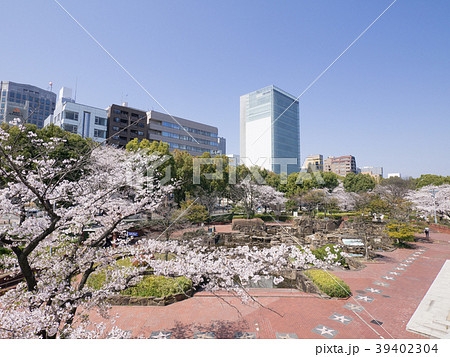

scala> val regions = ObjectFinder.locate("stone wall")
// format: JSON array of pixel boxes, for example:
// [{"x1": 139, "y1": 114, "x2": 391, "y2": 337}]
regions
[
  {"x1": 430, "y1": 223, "x2": 450, "y2": 234},
  {"x1": 231, "y1": 218, "x2": 265, "y2": 233},
  {"x1": 292, "y1": 217, "x2": 341, "y2": 236}
]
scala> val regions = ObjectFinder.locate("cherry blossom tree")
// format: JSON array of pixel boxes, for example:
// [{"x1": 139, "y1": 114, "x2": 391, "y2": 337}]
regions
[
  {"x1": 229, "y1": 179, "x2": 286, "y2": 218},
  {"x1": 0, "y1": 123, "x2": 340, "y2": 339},
  {"x1": 407, "y1": 184, "x2": 450, "y2": 221},
  {"x1": 330, "y1": 183, "x2": 359, "y2": 212}
]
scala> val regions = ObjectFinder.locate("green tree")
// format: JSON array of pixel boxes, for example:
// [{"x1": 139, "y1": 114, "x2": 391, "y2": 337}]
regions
[
  {"x1": 415, "y1": 174, "x2": 450, "y2": 189},
  {"x1": 343, "y1": 173, "x2": 376, "y2": 193},
  {"x1": 320, "y1": 172, "x2": 340, "y2": 191},
  {"x1": 386, "y1": 222, "x2": 416, "y2": 245},
  {"x1": 179, "y1": 199, "x2": 208, "y2": 224},
  {"x1": 0, "y1": 123, "x2": 93, "y2": 186}
]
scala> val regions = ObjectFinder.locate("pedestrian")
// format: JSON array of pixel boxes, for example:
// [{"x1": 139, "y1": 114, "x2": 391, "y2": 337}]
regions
[{"x1": 424, "y1": 227, "x2": 430, "y2": 239}]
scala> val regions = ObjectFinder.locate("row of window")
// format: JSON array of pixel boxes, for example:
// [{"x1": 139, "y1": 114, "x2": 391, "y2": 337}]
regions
[
  {"x1": 162, "y1": 121, "x2": 218, "y2": 138},
  {"x1": 111, "y1": 126, "x2": 144, "y2": 136},
  {"x1": 161, "y1": 131, "x2": 217, "y2": 146},
  {"x1": 112, "y1": 108, "x2": 143, "y2": 118},
  {"x1": 164, "y1": 141, "x2": 212, "y2": 153},
  {"x1": 112, "y1": 117, "x2": 145, "y2": 127}
]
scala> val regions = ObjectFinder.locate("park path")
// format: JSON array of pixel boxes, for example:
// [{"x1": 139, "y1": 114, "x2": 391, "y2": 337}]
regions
[{"x1": 88, "y1": 232, "x2": 450, "y2": 339}]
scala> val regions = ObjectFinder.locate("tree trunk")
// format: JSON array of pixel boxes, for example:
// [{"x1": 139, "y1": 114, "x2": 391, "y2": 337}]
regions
[{"x1": 13, "y1": 249, "x2": 37, "y2": 292}]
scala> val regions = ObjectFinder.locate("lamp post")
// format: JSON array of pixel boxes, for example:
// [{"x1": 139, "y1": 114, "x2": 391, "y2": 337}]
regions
[{"x1": 429, "y1": 189, "x2": 438, "y2": 224}]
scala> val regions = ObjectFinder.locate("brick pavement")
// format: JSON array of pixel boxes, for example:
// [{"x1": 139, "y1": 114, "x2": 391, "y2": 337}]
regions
[{"x1": 89, "y1": 232, "x2": 450, "y2": 339}]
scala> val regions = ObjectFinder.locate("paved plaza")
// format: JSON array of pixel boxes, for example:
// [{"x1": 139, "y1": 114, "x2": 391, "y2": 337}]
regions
[{"x1": 89, "y1": 232, "x2": 450, "y2": 339}]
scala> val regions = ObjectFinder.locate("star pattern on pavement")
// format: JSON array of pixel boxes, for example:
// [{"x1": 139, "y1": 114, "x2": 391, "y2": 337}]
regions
[
  {"x1": 194, "y1": 332, "x2": 216, "y2": 339},
  {"x1": 388, "y1": 271, "x2": 401, "y2": 275},
  {"x1": 149, "y1": 331, "x2": 172, "y2": 339},
  {"x1": 329, "y1": 313, "x2": 353, "y2": 325},
  {"x1": 399, "y1": 263, "x2": 410, "y2": 267},
  {"x1": 405, "y1": 260, "x2": 414, "y2": 263},
  {"x1": 235, "y1": 332, "x2": 256, "y2": 339},
  {"x1": 373, "y1": 281, "x2": 390, "y2": 287},
  {"x1": 356, "y1": 295, "x2": 374, "y2": 302},
  {"x1": 395, "y1": 267, "x2": 405, "y2": 270},
  {"x1": 344, "y1": 303, "x2": 364, "y2": 312},
  {"x1": 365, "y1": 287, "x2": 382, "y2": 294},
  {"x1": 382, "y1": 275, "x2": 395, "y2": 280},
  {"x1": 276, "y1": 333, "x2": 298, "y2": 339},
  {"x1": 312, "y1": 325, "x2": 337, "y2": 338}
]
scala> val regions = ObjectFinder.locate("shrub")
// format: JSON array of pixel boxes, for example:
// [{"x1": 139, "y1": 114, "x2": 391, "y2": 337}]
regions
[
  {"x1": 87, "y1": 268, "x2": 192, "y2": 298},
  {"x1": 121, "y1": 275, "x2": 192, "y2": 298},
  {"x1": 386, "y1": 222, "x2": 416, "y2": 243},
  {"x1": 312, "y1": 244, "x2": 347, "y2": 267},
  {"x1": 304, "y1": 269, "x2": 351, "y2": 298}
]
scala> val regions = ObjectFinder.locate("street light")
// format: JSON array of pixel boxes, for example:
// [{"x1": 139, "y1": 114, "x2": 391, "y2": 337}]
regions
[{"x1": 429, "y1": 189, "x2": 438, "y2": 224}]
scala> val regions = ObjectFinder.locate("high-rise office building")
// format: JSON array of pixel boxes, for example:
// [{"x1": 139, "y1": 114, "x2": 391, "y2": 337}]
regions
[
  {"x1": 240, "y1": 85, "x2": 300, "y2": 175},
  {"x1": 44, "y1": 87, "x2": 108, "y2": 143},
  {"x1": 217, "y1": 136, "x2": 226, "y2": 155},
  {"x1": 0, "y1": 81, "x2": 56, "y2": 128},
  {"x1": 147, "y1": 110, "x2": 218, "y2": 156}
]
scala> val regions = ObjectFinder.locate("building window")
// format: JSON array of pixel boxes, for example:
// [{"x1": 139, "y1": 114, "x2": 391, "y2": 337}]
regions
[
  {"x1": 113, "y1": 117, "x2": 120, "y2": 123},
  {"x1": 113, "y1": 109, "x2": 121, "y2": 114},
  {"x1": 94, "y1": 129, "x2": 106, "y2": 138},
  {"x1": 138, "y1": 131, "x2": 144, "y2": 136},
  {"x1": 162, "y1": 131, "x2": 179, "y2": 139},
  {"x1": 63, "y1": 123, "x2": 78, "y2": 133},
  {"x1": 95, "y1": 116, "x2": 106, "y2": 126},
  {"x1": 112, "y1": 126, "x2": 119, "y2": 131},
  {"x1": 162, "y1": 121, "x2": 180, "y2": 130},
  {"x1": 65, "y1": 111, "x2": 79, "y2": 120}
]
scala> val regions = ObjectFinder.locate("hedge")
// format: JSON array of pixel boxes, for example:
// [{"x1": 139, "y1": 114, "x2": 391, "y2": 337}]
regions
[
  {"x1": 121, "y1": 275, "x2": 192, "y2": 298},
  {"x1": 304, "y1": 269, "x2": 351, "y2": 298},
  {"x1": 232, "y1": 214, "x2": 291, "y2": 222},
  {"x1": 87, "y1": 266, "x2": 192, "y2": 298}
]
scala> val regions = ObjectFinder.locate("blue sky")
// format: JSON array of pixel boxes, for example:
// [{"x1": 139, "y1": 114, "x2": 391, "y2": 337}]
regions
[{"x1": 1, "y1": 0, "x2": 449, "y2": 177}]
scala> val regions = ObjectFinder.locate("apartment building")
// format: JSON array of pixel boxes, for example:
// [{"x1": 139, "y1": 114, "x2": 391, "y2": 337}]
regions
[
  {"x1": 324, "y1": 155, "x2": 357, "y2": 176},
  {"x1": 302, "y1": 154, "x2": 324, "y2": 171},
  {"x1": 106, "y1": 103, "x2": 148, "y2": 148},
  {"x1": 44, "y1": 87, "x2": 107, "y2": 143}
]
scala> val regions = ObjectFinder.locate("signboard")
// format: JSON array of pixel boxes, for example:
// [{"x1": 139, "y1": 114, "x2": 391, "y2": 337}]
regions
[
  {"x1": 5, "y1": 104, "x2": 27, "y2": 124},
  {"x1": 127, "y1": 232, "x2": 139, "y2": 236},
  {"x1": 342, "y1": 239, "x2": 364, "y2": 246}
]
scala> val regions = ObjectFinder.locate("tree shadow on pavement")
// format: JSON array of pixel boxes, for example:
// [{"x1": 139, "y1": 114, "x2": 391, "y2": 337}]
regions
[{"x1": 168, "y1": 319, "x2": 249, "y2": 339}]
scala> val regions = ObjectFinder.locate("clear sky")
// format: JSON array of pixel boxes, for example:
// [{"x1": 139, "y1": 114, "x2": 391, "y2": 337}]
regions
[{"x1": 1, "y1": 0, "x2": 449, "y2": 177}]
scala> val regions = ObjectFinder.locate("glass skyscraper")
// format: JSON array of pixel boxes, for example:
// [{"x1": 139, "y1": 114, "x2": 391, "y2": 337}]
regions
[
  {"x1": 0, "y1": 81, "x2": 56, "y2": 129},
  {"x1": 240, "y1": 85, "x2": 300, "y2": 175}
]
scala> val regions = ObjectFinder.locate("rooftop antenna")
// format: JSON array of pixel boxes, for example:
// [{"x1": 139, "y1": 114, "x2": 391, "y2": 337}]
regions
[
  {"x1": 49, "y1": 81, "x2": 53, "y2": 92},
  {"x1": 74, "y1": 77, "x2": 78, "y2": 102}
]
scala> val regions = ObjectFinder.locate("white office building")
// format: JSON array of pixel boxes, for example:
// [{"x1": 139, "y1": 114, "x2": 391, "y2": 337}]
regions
[
  {"x1": 240, "y1": 85, "x2": 300, "y2": 175},
  {"x1": 44, "y1": 87, "x2": 107, "y2": 143}
]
